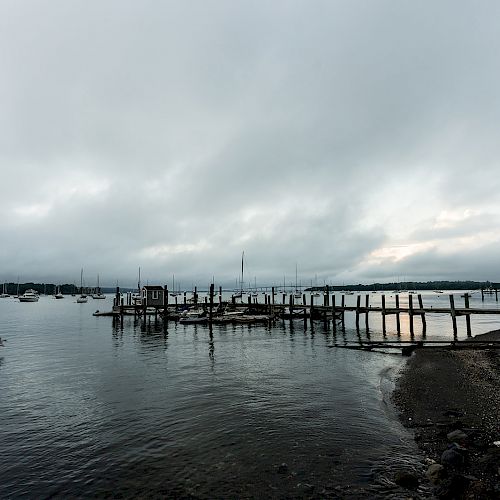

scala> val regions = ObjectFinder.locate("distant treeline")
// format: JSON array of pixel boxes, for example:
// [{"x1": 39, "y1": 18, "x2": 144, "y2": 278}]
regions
[
  {"x1": 0, "y1": 283, "x2": 121, "y2": 295},
  {"x1": 305, "y1": 280, "x2": 499, "y2": 292}
]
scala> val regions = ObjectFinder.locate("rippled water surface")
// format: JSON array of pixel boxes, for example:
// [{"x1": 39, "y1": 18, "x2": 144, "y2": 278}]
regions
[{"x1": 1, "y1": 292, "x2": 499, "y2": 498}]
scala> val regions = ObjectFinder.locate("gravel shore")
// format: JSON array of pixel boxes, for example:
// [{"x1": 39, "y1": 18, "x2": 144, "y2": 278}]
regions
[{"x1": 392, "y1": 330, "x2": 500, "y2": 498}]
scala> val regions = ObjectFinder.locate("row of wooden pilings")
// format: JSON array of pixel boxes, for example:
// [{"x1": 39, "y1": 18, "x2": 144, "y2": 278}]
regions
[{"x1": 111, "y1": 285, "x2": 485, "y2": 338}]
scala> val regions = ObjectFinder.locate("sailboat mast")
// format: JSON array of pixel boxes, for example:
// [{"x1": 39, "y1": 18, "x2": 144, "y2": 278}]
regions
[{"x1": 240, "y1": 251, "x2": 244, "y2": 293}]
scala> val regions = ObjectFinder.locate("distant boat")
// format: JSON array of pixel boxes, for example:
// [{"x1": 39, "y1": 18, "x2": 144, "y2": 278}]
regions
[
  {"x1": 92, "y1": 274, "x2": 105, "y2": 299},
  {"x1": 233, "y1": 252, "x2": 245, "y2": 299},
  {"x1": 294, "y1": 264, "x2": 302, "y2": 298},
  {"x1": 433, "y1": 290, "x2": 443, "y2": 294},
  {"x1": 77, "y1": 268, "x2": 88, "y2": 303},
  {"x1": 0, "y1": 283, "x2": 9, "y2": 298},
  {"x1": 54, "y1": 285, "x2": 64, "y2": 299},
  {"x1": 19, "y1": 289, "x2": 39, "y2": 302}
]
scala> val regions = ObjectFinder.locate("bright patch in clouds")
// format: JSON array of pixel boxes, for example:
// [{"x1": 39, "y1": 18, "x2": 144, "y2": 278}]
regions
[{"x1": 140, "y1": 240, "x2": 212, "y2": 259}]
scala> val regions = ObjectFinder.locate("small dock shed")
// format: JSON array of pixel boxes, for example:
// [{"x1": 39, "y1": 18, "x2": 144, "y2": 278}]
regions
[{"x1": 142, "y1": 285, "x2": 165, "y2": 307}]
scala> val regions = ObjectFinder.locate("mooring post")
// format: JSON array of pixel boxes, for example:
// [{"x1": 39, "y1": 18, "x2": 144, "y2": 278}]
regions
[
  {"x1": 365, "y1": 294, "x2": 369, "y2": 329},
  {"x1": 381, "y1": 294, "x2": 386, "y2": 334},
  {"x1": 175, "y1": 295, "x2": 178, "y2": 310},
  {"x1": 409, "y1": 294, "x2": 414, "y2": 336},
  {"x1": 183, "y1": 291, "x2": 187, "y2": 305},
  {"x1": 341, "y1": 294, "x2": 345, "y2": 327},
  {"x1": 194, "y1": 286, "x2": 198, "y2": 305},
  {"x1": 248, "y1": 295, "x2": 251, "y2": 306},
  {"x1": 325, "y1": 286, "x2": 330, "y2": 307},
  {"x1": 309, "y1": 294, "x2": 314, "y2": 324},
  {"x1": 449, "y1": 294, "x2": 458, "y2": 338},
  {"x1": 481, "y1": 288, "x2": 484, "y2": 301},
  {"x1": 418, "y1": 294, "x2": 426, "y2": 335},
  {"x1": 232, "y1": 295, "x2": 235, "y2": 305},
  {"x1": 332, "y1": 294, "x2": 337, "y2": 331},
  {"x1": 302, "y1": 293, "x2": 306, "y2": 306},
  {"x1": 395, "y1": 294, "x2": 401, "y2": 335},
  {"x1": 355, "y1": 295, "x2": 360, "y2": 329},
  {"x1": 164, "y1": 286, "x2": 168, "y2": 320},
  {"x1": 496, "y1": 288, "x2": 498, "y2": 302},
  {"x1": 464, "y1": 293, "x2": 471, "y2": 337},
  {"x1": 209, "y1": 283, "x2": 214, "y2": 324},
  {"x1": 289, "y1": 294, "x2": 293, "y2": 321}
]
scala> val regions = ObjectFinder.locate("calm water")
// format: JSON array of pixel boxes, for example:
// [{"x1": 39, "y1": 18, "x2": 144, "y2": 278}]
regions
[{"x1": 1, "y1": 291, "x2": 499, "y2": 498}]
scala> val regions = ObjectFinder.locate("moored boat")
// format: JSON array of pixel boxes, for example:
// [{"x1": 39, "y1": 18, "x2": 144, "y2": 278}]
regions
[{"x1": 19, "y1": 289, "x2": 39, "y2": 302}]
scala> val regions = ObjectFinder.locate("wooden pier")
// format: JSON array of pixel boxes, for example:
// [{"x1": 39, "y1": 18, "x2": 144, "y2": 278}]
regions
[{"x1": 102, "y1": 285, "x2": 500, "y2": 339}]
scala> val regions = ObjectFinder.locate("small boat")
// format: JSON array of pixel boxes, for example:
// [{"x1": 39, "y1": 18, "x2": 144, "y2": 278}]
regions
[
  {"x1": 0, "y1": 282, "x2": 9, "y2": 298},
  {"x1": 19, "y1": 289, "x2": 39, "y2": 302},
  {"x1": 179, "y1": 308, "x2": 207, "y2": 324},
  {"x1": 433, "y1": 290, "x2": 444, "y2": 294},
  {"x1": 54, "y1": 285, "x2": 64, "y2": 299}
]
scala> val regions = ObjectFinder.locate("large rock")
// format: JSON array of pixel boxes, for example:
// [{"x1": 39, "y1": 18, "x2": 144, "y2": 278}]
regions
[
  {"x1": 426, "y1": 463, "x2": 446, "y2": 484},
  {"x1": 394, "y1": 470, "x2": 419, "y2": 489},
  {"x1": 441, "y1": 446, "x2": 465, "y2": 468}
]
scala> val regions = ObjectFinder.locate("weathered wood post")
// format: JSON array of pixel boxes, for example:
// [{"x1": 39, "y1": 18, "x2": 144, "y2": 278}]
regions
[
  {"x1": 449, "y1": 294, "x2": 458, "y2": 338},
  {"x1": 409, "y1": 294, "x2": 414, "y2": 336},
  {"x1": 271, "y1": 286, "x2": 275, "y2": 316},
  {"x1": 194, "y1": 286, "x2": 198, "y2": 305},
  {"x1": 496, "y1": 288, "x2": 498, "y2": 302},
  {"x1": 355, "y1": 295, "x2": 360, "y2": 329},
  {"x1": 341, "y1": 294, "x2": 345, "y2": 328},
  {"x1": 418, "y1": 294, "x2": 426, "y2": 335},
  {"x1": 183, "y1": 291, "x2": 187, "y2": 305},
  {"x1": 365, "y1": 294, "x2": 369, "y2": 329},
  {"x1": 302, "y1": 293, "x2": 306, "y2": 306},
  {"x1": 289, "y1": 294, "x2": 294, "y2": 322},
  {"x1": 248, "y1": 294, "x2": 252, "y2": 306},
  {"x1": 332, "y1": 294, "x2": 336, "y2": 331},
  {"x1": 282, "y1": 292, "x2": 286, "y2": 305},
  {"x1": 481, "y1": 288, "x2": 484, "y2": 301},
  {"x1": 395, "y1": 294, "x2": 401, "y2": 335},
  {"x1": 381, "y1": 294, "x2": 386, "y2": 334},
  {"x1": 209, "y1": 283, "x2": 214, "y2": 324},
  {"x1": 325, "y1": 285, "x2": 330, "y2": 307},
  {"x1": 464, "y1": 293, "x2": 471, "y2": 337},
  {"x1": 309, "y1": 294, "x2": 314, "y2": 324}
]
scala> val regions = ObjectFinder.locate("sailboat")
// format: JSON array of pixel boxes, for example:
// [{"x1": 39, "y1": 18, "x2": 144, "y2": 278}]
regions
[
  {"x1": 233, "y1": 252, "x2": 245, "y2": 299},
  {"x1": 92, "y1": 275, "x2": 106, "y2": 299},
  {"x1": 251, "y1": 277, "x2": 259, "y2": 297},
  {"x1": 76, "y1": 269, "x2": 88, "y2": 303},
  {"x1": 54, "y1": 285, "x2": 64, "y2": 299},
  {"x1": 132, "y1": 267, "x2": 142, "y2": 305},
  {"x1": 294, "y1": 264, "x2": 302, "y2": 299},
  {"x1": 170, "y1": 275, "x2": 181, "y2": 297},
  {"x1": 0, "y1": 282, "x2": 9, "y2": 298}
]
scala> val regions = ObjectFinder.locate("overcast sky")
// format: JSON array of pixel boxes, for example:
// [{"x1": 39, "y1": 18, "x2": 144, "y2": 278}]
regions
[{"x1": 1, "y1": 0, "x2": 499, "y2": 288}]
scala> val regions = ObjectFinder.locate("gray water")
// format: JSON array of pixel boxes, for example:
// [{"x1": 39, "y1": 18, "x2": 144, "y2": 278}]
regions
[{"x1": 1, "y1": 291, "x2": 499, "y2": 498}]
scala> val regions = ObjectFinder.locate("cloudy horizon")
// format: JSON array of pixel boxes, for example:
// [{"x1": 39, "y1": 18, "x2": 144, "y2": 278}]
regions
[{"x1": 1, "y1": 1, "x2": 499, "y2": 288}]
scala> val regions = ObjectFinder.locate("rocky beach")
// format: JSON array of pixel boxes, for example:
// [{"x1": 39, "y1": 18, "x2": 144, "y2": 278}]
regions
[{"x1": 392, "y1": 331, "x2": 500, "y2": 498}]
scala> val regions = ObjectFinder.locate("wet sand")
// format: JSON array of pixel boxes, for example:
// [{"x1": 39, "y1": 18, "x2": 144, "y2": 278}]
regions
[{"x1": 393, "y1": 330, "x2": 500, "y2": 498}]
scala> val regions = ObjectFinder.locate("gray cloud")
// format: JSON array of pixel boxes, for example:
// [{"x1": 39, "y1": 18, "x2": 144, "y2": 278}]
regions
[{"x1": 1, "y1": 0, "x2": 499, "y2": 287}]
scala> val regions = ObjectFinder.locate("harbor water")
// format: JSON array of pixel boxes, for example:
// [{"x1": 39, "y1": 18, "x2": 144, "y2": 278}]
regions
[{"x1": 1, "y1": 291, "x2": 499, "y2": 498}]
